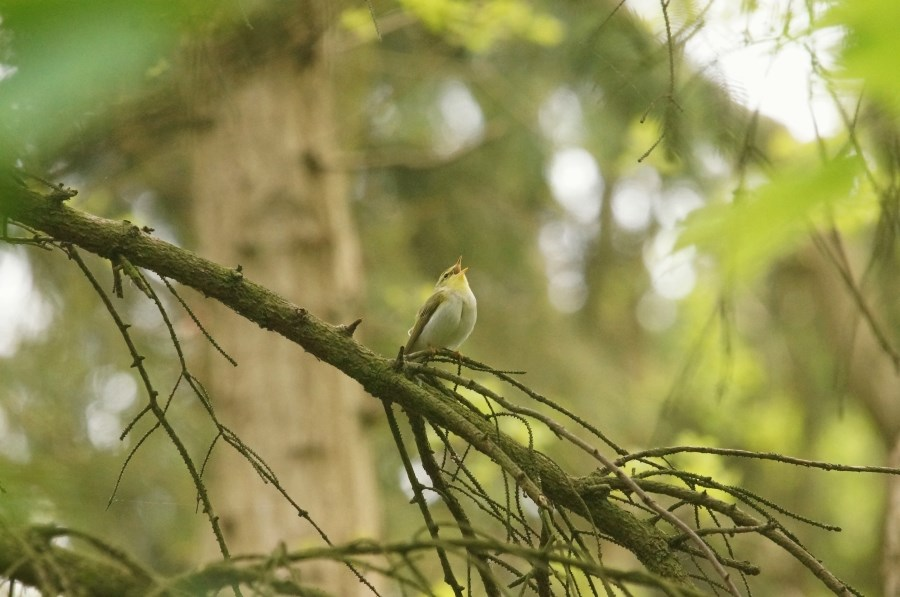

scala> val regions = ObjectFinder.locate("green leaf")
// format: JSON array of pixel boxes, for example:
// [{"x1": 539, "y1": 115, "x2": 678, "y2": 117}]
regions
[
  {"x1": 397, "y1": 0, "x2": 563, "y2": 52},
  {"x1": 828, "y1": 0, "x2": 900, "y2": 115},
  {"x1": 679, "y1": 155, "x2": 862, "y2": 283},
  {"x1": 0, "y1": 0, "x2": 178, "y2": 162}
]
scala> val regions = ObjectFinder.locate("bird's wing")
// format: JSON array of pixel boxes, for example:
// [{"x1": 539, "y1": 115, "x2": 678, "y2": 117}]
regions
[{"x1": 406, "y1": 290, "x2": 445, "y2": 353}]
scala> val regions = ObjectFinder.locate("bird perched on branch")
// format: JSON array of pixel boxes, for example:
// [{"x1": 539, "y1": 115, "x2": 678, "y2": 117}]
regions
[{"x1": 405, "y1": 256, "x2": 477, "y2": 355}]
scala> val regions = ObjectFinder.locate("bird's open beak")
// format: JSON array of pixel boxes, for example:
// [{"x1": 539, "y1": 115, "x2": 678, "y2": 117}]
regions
[{"x1": 453, "y1": 256, "x2": 464, "y2": 274}]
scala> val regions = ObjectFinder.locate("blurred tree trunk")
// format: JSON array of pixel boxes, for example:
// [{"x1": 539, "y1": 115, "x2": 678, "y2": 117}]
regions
[
  {"x1": 885, "y1": 442, "x2": 900, "y2": 597},
  {"x1": 187, "y1": 5, "x2": 379, "y2": 594}
]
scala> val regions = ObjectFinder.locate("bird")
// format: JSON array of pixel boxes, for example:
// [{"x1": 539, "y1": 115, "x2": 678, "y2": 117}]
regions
[{"x1": 405, "y1": 256, "x2": 477, "y2": 356}]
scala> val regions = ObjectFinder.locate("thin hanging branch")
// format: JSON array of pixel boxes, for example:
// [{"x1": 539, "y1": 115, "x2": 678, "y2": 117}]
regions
[{"x1": 64, "y1": 245, "x2": 233, "y2": 561}]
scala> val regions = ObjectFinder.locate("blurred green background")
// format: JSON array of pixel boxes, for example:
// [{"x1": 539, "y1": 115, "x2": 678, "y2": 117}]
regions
[{"x1": 1, "y1": 0, "x2": 898, "y2": 594}]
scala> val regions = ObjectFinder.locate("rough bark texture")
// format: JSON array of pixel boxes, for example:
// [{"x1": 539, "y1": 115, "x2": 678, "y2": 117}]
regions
[{"x1": 186, "y1": 6, "x2": 379, "y2": 594}]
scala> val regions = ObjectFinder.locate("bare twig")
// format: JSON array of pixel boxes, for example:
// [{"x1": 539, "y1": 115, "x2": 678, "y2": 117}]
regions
[
  {"x1": 382, "y1": 402, "x2": 464, "y2": 597},
  {"x1": 406, "y1": 362, "x2": 741, "y2": 597},
  {"x1": 64, "y1": 246, "x2": 232, "y2": 560},
  {"x1": 618, "y1": 445, "x2": 900, "y2": 476}
]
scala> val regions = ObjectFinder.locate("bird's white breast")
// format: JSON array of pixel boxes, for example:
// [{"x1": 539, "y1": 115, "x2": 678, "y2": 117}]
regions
[{"x1": 417, "y1": 286, "x2": 476, "y2": 351}]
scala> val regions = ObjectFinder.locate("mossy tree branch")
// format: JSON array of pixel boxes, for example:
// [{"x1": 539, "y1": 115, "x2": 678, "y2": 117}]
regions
[
  {"x1": 0, "y1": 524, "x2": 154, "y2": 597},
  {"x1": 0, "y1": 183, "x2": 694, "y2": 588}
]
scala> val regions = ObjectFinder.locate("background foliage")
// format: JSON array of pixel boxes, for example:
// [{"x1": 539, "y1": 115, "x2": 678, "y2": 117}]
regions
[{"x1": 1, "y1": 0, "x2": 899, "y2": 594}]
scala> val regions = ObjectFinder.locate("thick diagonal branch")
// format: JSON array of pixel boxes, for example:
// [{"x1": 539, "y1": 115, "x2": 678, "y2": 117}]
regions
[{"x1": 0, "y1": 186, "x2": 691, "y2": 586}]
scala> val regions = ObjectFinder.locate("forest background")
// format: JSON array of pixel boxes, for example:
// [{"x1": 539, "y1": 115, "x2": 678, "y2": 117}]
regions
[{"x1": 1, "y1": 0, "x2": 899, "y2": 595}]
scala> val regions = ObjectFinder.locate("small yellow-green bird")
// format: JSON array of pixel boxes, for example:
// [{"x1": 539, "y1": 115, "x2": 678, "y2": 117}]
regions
[{"x1": 405, "y1": 256, "x2": 477, "y2": 355}]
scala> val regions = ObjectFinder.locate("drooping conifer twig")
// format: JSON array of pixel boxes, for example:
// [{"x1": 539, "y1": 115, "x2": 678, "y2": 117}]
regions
[
  {"x1": 381, "y1": 401, "x2": 464, "y2": 597},
  {"x1": 63, "y1": 244, "x2": 233, "y2": 561},
  {"x1": 404, "y1": 360, "x2": 742, "y2": 597},
  {"x1": 136, "y1": 262, "x2": 382, "y2": 596},
  {"x1": 406, "y1": 411, "x2": 503, "y2": 597},
  {"x1": 618, "y1": 445, "x2": 900, "y2": 475}
]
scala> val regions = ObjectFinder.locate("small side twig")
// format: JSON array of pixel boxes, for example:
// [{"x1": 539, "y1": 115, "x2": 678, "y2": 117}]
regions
[{"x1": 382, "y1": 402, "x2": 464, "y2": 597}]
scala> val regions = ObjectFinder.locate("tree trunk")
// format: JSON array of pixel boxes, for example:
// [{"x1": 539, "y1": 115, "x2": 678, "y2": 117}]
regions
[
  {"x1": 187, "y1": 7, "x2": 379, "y2": 595},
  {"x1": 885, "y1": 439, "x2": 900, "y2": 597}
]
